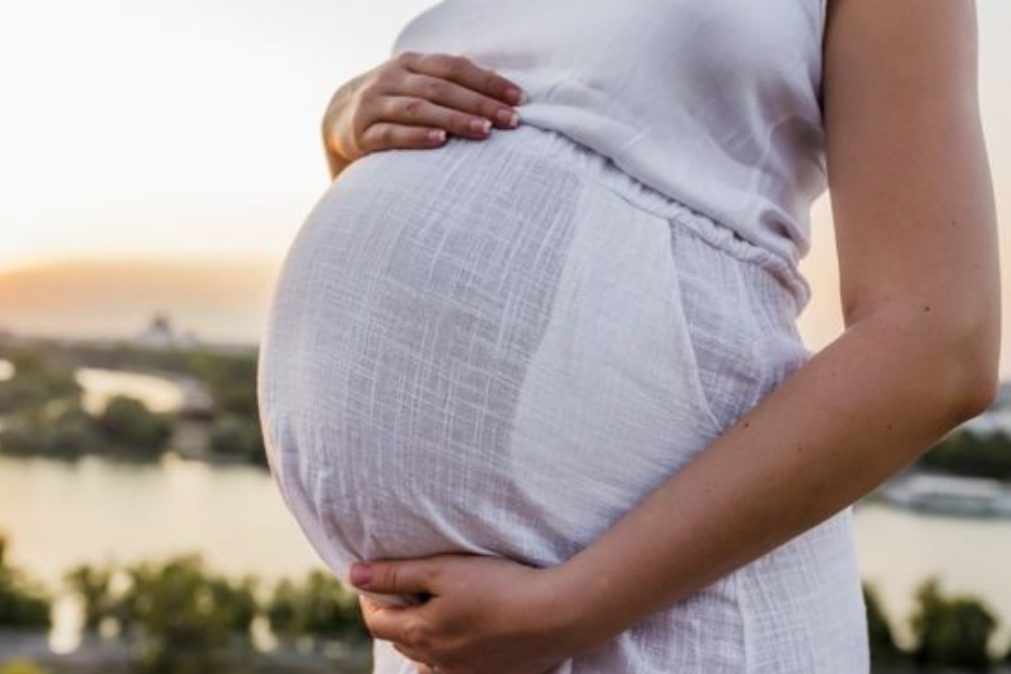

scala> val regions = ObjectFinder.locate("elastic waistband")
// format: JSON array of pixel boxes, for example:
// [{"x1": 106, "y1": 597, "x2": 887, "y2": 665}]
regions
[{"x1": 492, "y1": 123, "x2": 812, "y2": 316}]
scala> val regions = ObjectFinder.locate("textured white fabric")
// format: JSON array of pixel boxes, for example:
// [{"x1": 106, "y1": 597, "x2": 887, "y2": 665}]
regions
[
  {"x1": 389, "y1": 0, "x2": 829, "y2": 313},
  {"x1": 258, "y1": 124, "x2": 869, "y2": 673}
]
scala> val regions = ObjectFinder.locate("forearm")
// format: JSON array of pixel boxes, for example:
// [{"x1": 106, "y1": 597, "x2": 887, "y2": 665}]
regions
[
  {"x1": 321, "y1": 81, "x2": 355, "y2": 182},
  {"x1": 325, "y1": 145, "x2": 352, "y2": 182},
  {"x1": 546, "y1": 308, "x2": 993, "y2": 651}
]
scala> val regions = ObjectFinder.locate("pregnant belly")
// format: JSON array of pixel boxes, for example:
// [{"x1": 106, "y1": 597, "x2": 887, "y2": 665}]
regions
[{"x1": 257, "y1": 134, "x2": 727, "y2": 600}]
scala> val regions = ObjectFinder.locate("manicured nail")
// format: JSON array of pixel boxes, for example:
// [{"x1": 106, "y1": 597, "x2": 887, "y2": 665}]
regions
[
  {"x1": 429, "y1": 129, "x2": 446, "y2": 143},
  {"x1": 470, "y1": 118, "x2": 491, "y2": 134},
  {"x1": 506, "y1": 87, "x2": 527, "y2": 105},
  {"x1": 351, "y1": 563, "x2": 373, "y2": 587},
  {"x1": 497, "y1": 109, "x2": 519, "y2": 128}
]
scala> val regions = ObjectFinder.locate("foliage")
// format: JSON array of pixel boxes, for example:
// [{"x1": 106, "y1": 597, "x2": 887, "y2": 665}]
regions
[
  {"x1": 0, "y1": 661, "x2": 52, "y2": 674},
  {"x1": 909, "y1": 576, "x2": 998, "y2": 667},
  {"x1": 266, "y1": 570, "x2": 368, "y2": 644},
  {"x1": 97, "y1": 395, "x2": 173, "y2": 454},
  {"x1": 64, "y1": 562, "x2": 117, "y2": 631},
  {"x1": 113, "y1": 555, "x2": 259, "y2": 671},
  {"x1": 185, "y1": 352, "x2": 258, "y2": 417},
  {"x1": 0, "y1": 348, "x2": 82, "y2": 413},
  {"x1": 210, "y1": 414, "x2": 266, "y2": 466},
  {"x1": 265, "y1": 578, "x2": 299, "y2": 639},
  {"x1": 0, "y1": 339, "x2": 271, "y2": 468},
  {"x1": 0, "y1": 535, "x2": 52, "y2": 630},
  {"x1": 863, "y1": 581, "x2": 903, "y2": 663},
  {"x1": 0, "y1": 399, "x2": 104, "y2": 458},
  {"x1": 63, "y1": 556, "x2": 371, "y2": 652},
  {"x1": 918, "y1": 427, "x2": 1011, "y2": 481}
]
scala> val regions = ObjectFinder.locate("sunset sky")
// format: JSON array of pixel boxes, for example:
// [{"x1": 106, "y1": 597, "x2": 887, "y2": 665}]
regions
[{"x1": 1, "y1": 0, "x2": 1010, "y2": 376}]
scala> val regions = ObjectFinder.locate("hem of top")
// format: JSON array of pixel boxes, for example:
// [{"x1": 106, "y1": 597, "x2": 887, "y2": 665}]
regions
[
  {"x1": 508, "y1": 123, "x2": 813, "y2": 317},
  {"x1": 576, "y1": 170, "x2": 812, "y2": 317},
  {"x1": 733, "y1": 566, "x2": 754, "y2": 674},
  {"x1": 666, "y1": 205, "x2": 812, "y2": 317}
]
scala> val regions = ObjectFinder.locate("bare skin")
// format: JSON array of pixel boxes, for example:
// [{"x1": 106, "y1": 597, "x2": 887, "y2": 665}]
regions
[
  {"x1": 348, "y1": 1, "x2": 1002, "y2": 672},
  {"x1": 321, "y1": 51, "x2": 526, "y2": 181}
]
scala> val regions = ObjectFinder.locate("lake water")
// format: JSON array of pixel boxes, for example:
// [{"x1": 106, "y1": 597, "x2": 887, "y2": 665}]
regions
[{"x1": 1, "y1": 453, "x2": 1010, "y2": 655}]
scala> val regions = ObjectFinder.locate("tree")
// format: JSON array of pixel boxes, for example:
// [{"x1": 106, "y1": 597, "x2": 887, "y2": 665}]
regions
[
  {"x1": 0, "y1": 399, "x2": 104, "y2": 459},
  {"x1": 0, "y1": 661, "x2": 52, "y2": 674},
  {"x1": 64, "y1": 563, "x2": 116, "y2": 632},
  {"x1": 209, "y1": 414, "x2": 265, "y2": 465},
  {"x1": 265, "y1": 579, "x2": 299, "y2": 643},
  {"x1": 0, "y1": 348, "x2": 82, "y2": 413},
  {"x1": 918, "y1": 427, "x2": 1011, "y2": 480},
  {"x1": 0, "y1": 535, "x2": 52, "y2": 630},
  {"x1": 266, "y1": 570, "x2": 369, "y2": 646},
  {"x1": 97, "y1": 395, "x2": 172, "y2": 454},
  {"x1": 909, "y1": 576, "x2": 998, "y2": 667},
  {"x1": 863, "y1": 581, "x2": 905, "y2": 663},
  {"x1": 114, "y1": 555, "x2": 260, "y2": 673}
]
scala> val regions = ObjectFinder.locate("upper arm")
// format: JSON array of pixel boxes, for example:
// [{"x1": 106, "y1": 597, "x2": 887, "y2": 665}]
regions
[{"x1": 821, "y1": 0, "x2": 1001, "y2": 395}]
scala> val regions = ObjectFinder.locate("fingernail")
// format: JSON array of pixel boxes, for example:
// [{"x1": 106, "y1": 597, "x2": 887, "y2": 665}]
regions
[
  {"x1": 351, "y1": 562, "x2": 373, "y2": 587},
  {"x1": 506, "y1": 87, "x2": 527, "y2": 105},
  {"x1": 470, "y1": 118, "x2": 491, "y2": 134},
  {"x1": 497, "y1": 109, "x2": 519, "y2": 128}
]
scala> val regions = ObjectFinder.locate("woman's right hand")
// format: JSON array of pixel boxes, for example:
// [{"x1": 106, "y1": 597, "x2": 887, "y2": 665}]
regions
[{"x1": 322, "y1": 52, "x2": 527, "y2": 176}]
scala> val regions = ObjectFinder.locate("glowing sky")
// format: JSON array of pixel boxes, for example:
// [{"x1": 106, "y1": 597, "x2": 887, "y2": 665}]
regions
[{"x1": 1, "y1": 0, "x2": 1009, "y2": 373}]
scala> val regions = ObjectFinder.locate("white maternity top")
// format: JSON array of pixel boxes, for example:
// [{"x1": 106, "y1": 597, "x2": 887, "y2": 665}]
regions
[{"x1": 392, "y1": 0, "x2": 829, "y2": 312}]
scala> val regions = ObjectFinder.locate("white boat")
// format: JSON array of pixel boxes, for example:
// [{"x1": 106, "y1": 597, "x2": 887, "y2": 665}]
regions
[{"x1": 878, "y1": 472, "x2": 1011, "y2": 518}]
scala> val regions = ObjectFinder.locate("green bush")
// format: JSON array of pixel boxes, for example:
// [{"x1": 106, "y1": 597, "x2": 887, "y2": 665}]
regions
[
  {"x1": 113, "y1": 555, "x2": 259, "y2": 671},
  {"x1": 97, "y1": 395, "x2": 172, "y2": 453},
  {"x1": 0, "y1": 660, "x2": 52, "y2": 674},
  {"x1": 863, "y1": 581, "x2": 904, "y2": 663},
  {"x1": 0, "y1": 399, "x2": 104, "y2": 458},
  {"x1": 209, "y1": 414, "x2": 265, "y2": 465},
  {"x1": 0, "y1": 349, "x2": 82, "y2": 414},
  {"x1": 64, "y1": 563, "x2": 116, "y2": 631},
  {"x1": 266, "y1": 570, "x2": 368, "y2": 644},
  {"x1": 0, "y1": 536, "x2": 52, "y2": 630},
  {"x1": 909, "y1": 576, "x2": 998, "y2": 667},
  {"x1": 185, "y1": 352, "x2": 258, "y2": 416},
  {"x1": 919, "y1": 427, "x2": 1011, "y2": 480}
]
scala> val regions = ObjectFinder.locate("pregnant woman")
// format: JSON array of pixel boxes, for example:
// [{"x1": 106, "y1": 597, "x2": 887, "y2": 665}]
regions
[{"x1": 258, "y1": 1, "x2": 1000, "y2": 672}]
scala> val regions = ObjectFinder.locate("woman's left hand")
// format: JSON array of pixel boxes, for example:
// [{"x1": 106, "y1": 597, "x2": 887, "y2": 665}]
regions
[{"x1": 349, "y1": 552, "x2": 588, "y2": 674}]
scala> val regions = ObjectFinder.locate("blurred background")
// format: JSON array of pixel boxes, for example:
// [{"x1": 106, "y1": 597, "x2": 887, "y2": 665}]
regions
[{"x1": 1, "y1": 1, "x2": 1010, "y2": 673}]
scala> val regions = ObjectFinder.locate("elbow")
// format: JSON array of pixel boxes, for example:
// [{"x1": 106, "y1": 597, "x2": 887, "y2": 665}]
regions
[
  {"x1": 938, "y1": 318, "x2": 1001, "y2": 424},
  {"x1": 950, "y1": 360, "x2": 999, "y2": 423}
]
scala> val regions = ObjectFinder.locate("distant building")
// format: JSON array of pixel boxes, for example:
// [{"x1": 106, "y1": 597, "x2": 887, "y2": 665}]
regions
[{"x1": 134, "y1": 313, "x2": 200, "y2": 351}]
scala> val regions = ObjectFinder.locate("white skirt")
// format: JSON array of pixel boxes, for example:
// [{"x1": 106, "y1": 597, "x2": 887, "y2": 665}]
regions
[{"x1": 257, "y1": 122, "x2": 870, "y2": 673}]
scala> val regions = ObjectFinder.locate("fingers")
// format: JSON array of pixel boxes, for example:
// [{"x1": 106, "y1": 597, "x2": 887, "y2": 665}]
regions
[
  {"x1": 354, "y1": 558, "x2": 443, "y2": 596},
  {"x1": 377, "y1": 94, "x2": 508, "y2": 139},
  {"x1": 363, "y1": 599, "x2": 438, "y2": 672},
  {"x1": 358, "y1": 598, "x2": 425, "y2": 645},
  {"x1": 400, "y1": 72, "x2": 521, "y2": 129},
  {"x1": 397, "y1": 51, "x2": 525, "y2": 106},
  {"x1": 393, "y1": 640, "x2": 436, "y2": 672},
  {"x1": 342, "y1": 50, "x2": 527, "y2": 159},
  {"x1": 358, "y1": 122, "x2": 447, "y2": 153}
]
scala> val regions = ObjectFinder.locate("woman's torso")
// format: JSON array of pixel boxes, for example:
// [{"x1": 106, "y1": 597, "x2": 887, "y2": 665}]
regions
[
  {"x1": 258, "y1": 122, "x2": 868, "y2": 672},
  {"x1": 391, "y1": 0, "x2": 829, "y2": 313}
]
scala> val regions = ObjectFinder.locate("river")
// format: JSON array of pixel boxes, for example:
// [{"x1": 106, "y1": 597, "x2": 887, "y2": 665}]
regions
[{"x1": 1, "y1": 453, "x2": 1010, "y2": 655}]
